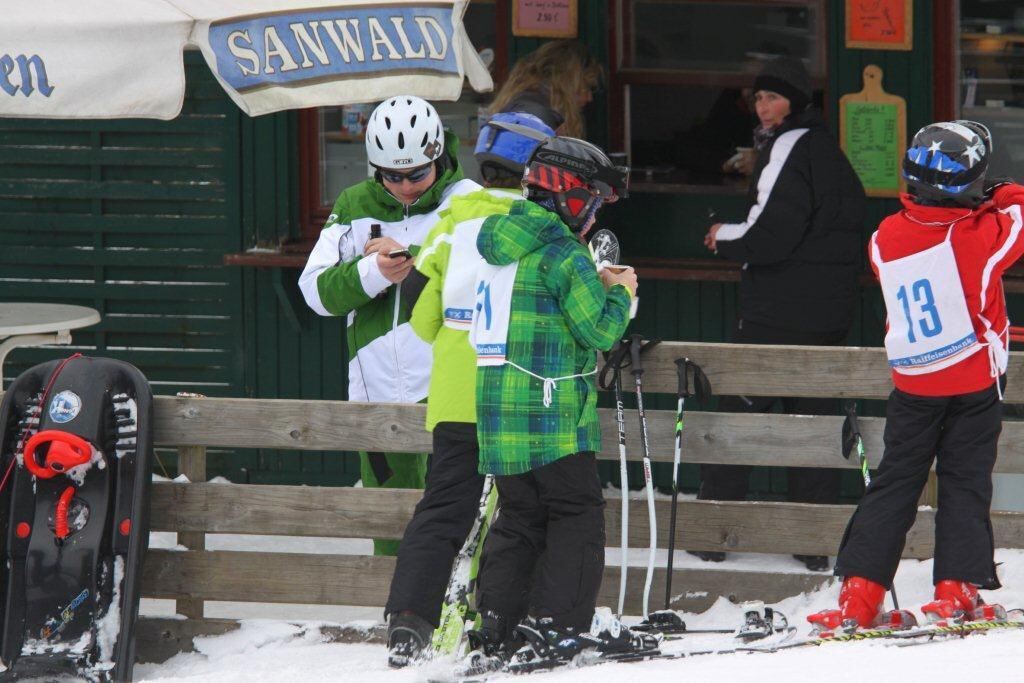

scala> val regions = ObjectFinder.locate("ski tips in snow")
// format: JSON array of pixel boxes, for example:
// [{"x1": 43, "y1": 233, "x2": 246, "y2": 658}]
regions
[
  {"x1": 634, "y1": 609, "x2": 688, "y2": 634},
  {"x1": 0, "y1": 355, "x2": 154, "y2": 682},
  {"x1": 633, "y1": 604, "x2": 791, "y2": 642},
  {"x1": 766, "y1": 613, "x2": 1024, "y2": 655}
]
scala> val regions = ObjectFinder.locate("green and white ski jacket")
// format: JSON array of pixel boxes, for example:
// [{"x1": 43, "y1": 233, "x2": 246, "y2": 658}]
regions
[{"x1": 298, "y1": 133, "x2": 480, "y2": 403}]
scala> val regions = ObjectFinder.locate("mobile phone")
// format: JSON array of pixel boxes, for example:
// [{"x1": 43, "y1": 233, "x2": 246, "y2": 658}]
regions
[{"x1": 388, "y1": 248, "x2": 412, "y2": 259}]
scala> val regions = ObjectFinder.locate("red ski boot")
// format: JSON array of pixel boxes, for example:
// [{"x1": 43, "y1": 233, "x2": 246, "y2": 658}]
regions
[
  {"x1": 920, "y1": 580, "x2": 1007, "y2": 624},
  {"x1": 807, "y1": 576, "x2": 886, "y2": 634}
]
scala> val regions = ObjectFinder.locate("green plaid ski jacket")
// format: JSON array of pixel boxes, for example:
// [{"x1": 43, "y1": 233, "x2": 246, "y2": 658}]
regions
[{"x1": 475, "y1": 200, "x2": 632, "y2": 475}]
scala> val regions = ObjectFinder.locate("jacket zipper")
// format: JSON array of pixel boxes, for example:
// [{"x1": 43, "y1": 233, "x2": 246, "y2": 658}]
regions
[{"x1": 392, "y1": 204, "x2": 410, "y2": 402}]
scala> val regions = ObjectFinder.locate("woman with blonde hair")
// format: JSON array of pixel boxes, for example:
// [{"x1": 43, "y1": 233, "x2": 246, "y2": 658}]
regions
[{"x1": 488, "y1": 40, "x2": 601, "y2": 138}]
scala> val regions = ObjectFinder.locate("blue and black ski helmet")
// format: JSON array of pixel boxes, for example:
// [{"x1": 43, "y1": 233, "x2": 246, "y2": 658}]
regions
[
  {"x1": 903, "y1": 120, "x2": 992, "y2": 207},
  {"x1": 474, "y1": 112, "x2": 555, "y2": 182}
]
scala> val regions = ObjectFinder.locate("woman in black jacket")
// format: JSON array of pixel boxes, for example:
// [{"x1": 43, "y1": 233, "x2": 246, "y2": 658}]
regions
[{"x1": 699, "y1": 57, "x2": 867, "y2": 572}]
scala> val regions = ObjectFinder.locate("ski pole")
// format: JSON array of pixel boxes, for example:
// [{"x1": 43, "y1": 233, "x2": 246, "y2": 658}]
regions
[
  {"x1": 629, "y1": 334, "x2": 660, "y2": 619},
  {"x1": 842, "y1": 401, "x2": 871, "y2": 488},
  {"x1": 600, "y1": 341, "x2": 633, "y2": 617},
  {"x1": 664, "y1": 357, "x2": 711, "y2": 611},
  {"x1": 842, "y1": 401, "x2": 899, "y2": 611}
]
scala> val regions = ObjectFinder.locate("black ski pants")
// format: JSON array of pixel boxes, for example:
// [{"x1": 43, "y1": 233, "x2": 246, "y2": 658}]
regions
[
  {"x1": 834, "y1": 385, "x2": 1002, "y2": 590},
  {"x1": 698, "y1": 319, "x2": 844, "y2": 504},
  {"x1": 385, "y1": 422, "x2": 485, "y2": 625},
  {"x1": 477, "y1": 452, "x2": 605, "y2": 631}
]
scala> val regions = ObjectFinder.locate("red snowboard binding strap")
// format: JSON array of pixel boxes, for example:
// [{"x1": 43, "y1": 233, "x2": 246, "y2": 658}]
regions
[
  {"x1": 22, "y1": 430, "x2": 93, "y2": 480},
  {"x1": 54, "y1": 486, "x2": 77, "y2": 540}
]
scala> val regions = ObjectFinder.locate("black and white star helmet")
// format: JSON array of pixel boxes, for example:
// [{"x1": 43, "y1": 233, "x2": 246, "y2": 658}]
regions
[{"x1": 903, "y1": 120, "x2": 992, "y2": 207}]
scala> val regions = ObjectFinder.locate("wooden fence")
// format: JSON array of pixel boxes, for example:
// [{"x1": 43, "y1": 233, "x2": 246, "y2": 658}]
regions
[{"x1": 126, "y1": 342, "x2": 1024, "y2": 661}]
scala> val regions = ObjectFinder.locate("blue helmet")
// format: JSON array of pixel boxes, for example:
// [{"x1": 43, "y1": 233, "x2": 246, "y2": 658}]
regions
[{"x1": 474, "y1": 112, "x2": 555, "y2": 183}]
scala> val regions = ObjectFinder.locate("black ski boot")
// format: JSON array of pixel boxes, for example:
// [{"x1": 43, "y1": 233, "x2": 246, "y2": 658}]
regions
[
  {"x1": 387, "y1": 611, "x2": 433, "y2": 668},
  {"x1": 461, "y1": 611, "x2": 519, "y2": 675}
]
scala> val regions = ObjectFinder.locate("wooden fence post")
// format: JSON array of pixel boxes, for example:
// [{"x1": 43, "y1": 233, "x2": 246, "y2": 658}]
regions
[{"x1": 175, "y1": 445, "x2": 207, "y2": 619}]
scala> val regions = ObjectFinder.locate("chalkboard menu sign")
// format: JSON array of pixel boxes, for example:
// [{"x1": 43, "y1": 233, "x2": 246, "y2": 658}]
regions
[
  {"x1": 513, "y1": 0, "x2": 577, "y2": 38},
  {"x1": 839, "y1": 65, "x2": 906, "y2": 197},
  {"x1": 845, "y1": 0, "x2": 912, "y2": 51}
]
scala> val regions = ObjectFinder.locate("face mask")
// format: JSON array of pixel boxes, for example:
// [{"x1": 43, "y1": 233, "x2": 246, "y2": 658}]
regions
[{"x1": 578, "y1": 197, "x2": 604, "y2": 238}]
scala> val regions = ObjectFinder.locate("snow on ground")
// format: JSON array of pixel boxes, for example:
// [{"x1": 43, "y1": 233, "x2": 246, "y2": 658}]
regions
[
  {"x1": 128, "y1": 476, "x2": 1024, "y2": 680},
  {"x1": 131, "y1": 530, "x2": 1024, "y2": 682}
]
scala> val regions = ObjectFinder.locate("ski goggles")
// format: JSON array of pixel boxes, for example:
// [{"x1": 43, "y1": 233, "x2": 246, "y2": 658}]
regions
[{"x1": 376, "y1": 163, "x2": 434, "y2": 185}]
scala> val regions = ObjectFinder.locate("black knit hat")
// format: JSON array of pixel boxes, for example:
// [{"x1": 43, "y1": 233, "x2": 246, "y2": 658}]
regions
[{"x1": 754, "y1": 57, "x2": 812, "y2": 113}]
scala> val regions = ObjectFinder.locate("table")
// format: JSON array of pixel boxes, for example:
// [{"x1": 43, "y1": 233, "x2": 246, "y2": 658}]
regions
[{"x1": 0, "y1": 303, "x2": 101, "y2": 378}]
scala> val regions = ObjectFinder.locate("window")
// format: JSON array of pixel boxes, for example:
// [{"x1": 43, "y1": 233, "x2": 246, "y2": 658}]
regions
[
  {"x1": 610, "y1": 0, "x2": 826, "y2": 191},
  {"x1": 298, "y1": 0, "x2": 506, "y2": 237},
  {"x1": 958, "y1": 0, "x2": 1024, "y2": 180}
]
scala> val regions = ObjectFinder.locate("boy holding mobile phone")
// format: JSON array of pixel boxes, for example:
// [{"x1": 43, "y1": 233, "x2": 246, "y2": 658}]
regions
[{"x1": 298, "y1": 96, "x2": 480, "y2": 556}]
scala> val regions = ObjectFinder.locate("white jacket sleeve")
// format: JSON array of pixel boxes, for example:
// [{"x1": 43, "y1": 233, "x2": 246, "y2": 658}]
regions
[{"x1": 298, "y1": 222, "x2": 392, "y2": 316}]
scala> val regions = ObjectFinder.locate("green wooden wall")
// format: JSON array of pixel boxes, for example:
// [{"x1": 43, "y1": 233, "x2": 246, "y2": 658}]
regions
[
  {"x1": 0, "y1": 56, "x2": 245, "y2": 395},
  {"x1": 0, "y1": 53, "x2": 360, "y2": 485}
]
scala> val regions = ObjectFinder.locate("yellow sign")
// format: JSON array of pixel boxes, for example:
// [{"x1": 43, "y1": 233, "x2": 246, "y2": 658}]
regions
[{"x1": 839, "y1": 65, "x2": 907, "y2": 197}]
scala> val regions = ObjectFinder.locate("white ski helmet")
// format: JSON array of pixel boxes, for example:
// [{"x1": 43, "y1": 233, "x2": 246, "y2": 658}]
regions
[{"x1": 365, "y1": 96, "x2": 445, "y2": 170}]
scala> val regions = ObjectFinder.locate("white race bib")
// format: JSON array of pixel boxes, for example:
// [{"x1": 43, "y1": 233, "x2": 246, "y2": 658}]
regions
[
  {"x1": 470, "y1": 262, "x2": 519, "y2": 366},
  {"x1": 872, "y1": 226, "x2": 981, "y2": 374},
  {"x1": 441, "y1": 217, "x2": 486, "y2": 329}
]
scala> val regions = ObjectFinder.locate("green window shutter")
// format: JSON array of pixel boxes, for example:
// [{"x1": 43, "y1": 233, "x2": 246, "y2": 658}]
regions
[{"x1": 0, "y1": 53, "x2": 245, "y2": 397}]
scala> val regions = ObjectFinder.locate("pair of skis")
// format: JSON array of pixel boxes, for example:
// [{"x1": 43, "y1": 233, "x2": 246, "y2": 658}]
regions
[
  {"x1": 438, "y1": 613, "x2": 1024, "y2": 683},
  {"x1": 745, "y1": 613, "x2": 1024, "y2": 653},
  {"x1": 432, "y1": 475, "x2": 499, "y2": 658},
  {"x1": 599, "y1": 338, "x2": 711, "y2": 620}
]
